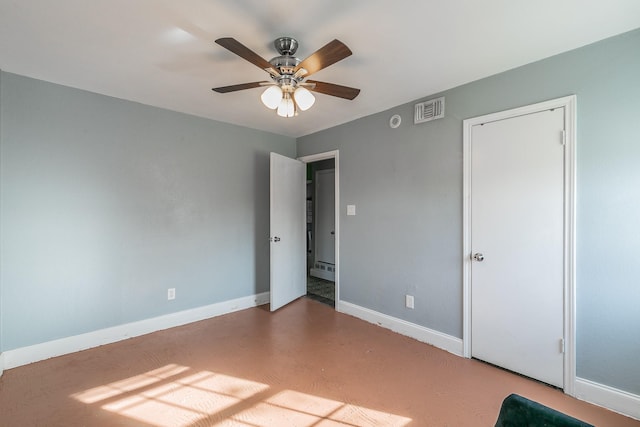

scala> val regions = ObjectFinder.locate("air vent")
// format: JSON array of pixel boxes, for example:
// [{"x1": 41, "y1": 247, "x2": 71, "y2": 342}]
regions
[{"x1": 414, "y1": 96, "x2": 445, "y2": 124}]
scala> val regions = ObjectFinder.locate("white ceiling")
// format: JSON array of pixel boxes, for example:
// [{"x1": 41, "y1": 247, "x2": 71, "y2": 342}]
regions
[{"x1": 1, "y1": 1, "x2": 639, "y2": 138}]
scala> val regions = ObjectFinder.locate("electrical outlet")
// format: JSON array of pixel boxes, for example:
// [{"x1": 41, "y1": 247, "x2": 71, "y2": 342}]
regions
[
  {"x1": 405, "y1": 295, "x2": 414, "y2": 309},
  {"x1": 168, "y1": 288, "x2": 176, "y2": 300}
]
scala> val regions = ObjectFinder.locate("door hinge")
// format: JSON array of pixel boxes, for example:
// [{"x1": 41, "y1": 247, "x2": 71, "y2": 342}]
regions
[
  {"x1": 561, "y1": 130, "x2": 566, "y2": 146},
  {"x1": 559, "y1": 338, "x2": 565, "y2": 354}
]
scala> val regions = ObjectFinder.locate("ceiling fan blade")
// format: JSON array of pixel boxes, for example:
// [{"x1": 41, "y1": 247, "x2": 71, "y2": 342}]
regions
[
  {"x1": 294, "y1": 39, "x2": 352, "y2": 78},
  {"x1": 212, "y1": 81, "x2": 270, "y2": 93},
  {"x1": 215, "y1": 38, "x2": 279, "y2": 76},
  {"x1": 306, "y1": 80, "x2": 360, "y2": 100}
]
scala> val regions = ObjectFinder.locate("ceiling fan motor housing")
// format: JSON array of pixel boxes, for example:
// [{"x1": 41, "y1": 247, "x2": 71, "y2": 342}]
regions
[
  {"x1": 269, "y1": 55, "x2": 301, "y2": 76},
  {"x1": 270, "y1": 38, "x2": 304, "y2": 90}
]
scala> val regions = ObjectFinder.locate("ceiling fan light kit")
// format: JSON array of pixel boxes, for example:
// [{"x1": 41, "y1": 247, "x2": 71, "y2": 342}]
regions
[
  {"x1": 212, "y1": 36, "x2": 360, "y2": 118},
  {"x1": 293, "y1": 87, "x2": 315, "y2": 111},
  {"x1": 261, "y1": 85, "x2": 283, "y2": 109},
  {"x1": 277, "y1": 92, "x2": 295, "y2": 118}
]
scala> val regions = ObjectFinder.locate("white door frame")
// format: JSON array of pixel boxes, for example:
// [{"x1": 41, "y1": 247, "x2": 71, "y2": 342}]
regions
[
  {"x1": 298, "y1": 150, "x2": 340, "y2": 306},
  {"x1": 462, "y1": 95, "x2": 577, "y2": 395}
]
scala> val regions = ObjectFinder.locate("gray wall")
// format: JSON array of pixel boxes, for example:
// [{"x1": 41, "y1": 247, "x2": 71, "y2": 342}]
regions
[
  {"x1": 297, "y1": 29, "x2": 640, "y2": 395},
  {"x1": 0, "y1": 72, "x2": 295, "y2": 351}
]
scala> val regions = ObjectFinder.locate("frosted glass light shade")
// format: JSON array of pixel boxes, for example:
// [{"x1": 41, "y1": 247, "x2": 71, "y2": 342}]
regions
[
  {"x1": 293, "y1": 87, "x2": 315, "y2": 111},
  {"x1": 261, "y1": 86, "x2": 283, "y2": 109},
  {"x1": 277, "y1": 95, "x2": 295, "y2": 118}
]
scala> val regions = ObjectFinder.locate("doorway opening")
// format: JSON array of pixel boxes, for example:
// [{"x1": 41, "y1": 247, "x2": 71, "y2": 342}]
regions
[{"x1": 298, "y1": 151, "x2": 339, "y2": 308}]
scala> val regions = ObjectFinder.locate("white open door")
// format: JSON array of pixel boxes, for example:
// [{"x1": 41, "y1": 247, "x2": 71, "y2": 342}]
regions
[{"x1": 270, "y1": 152, "x2": 306, "y2": 311}]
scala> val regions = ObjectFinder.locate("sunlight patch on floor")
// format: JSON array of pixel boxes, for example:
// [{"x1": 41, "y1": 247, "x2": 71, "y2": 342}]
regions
[
  {"x1": 254, "y1": 389, "x2": 412, "y2": 427},
  {"x1": 72, "y1": 364, "x2": 412, "y2": 426},
  {"x1": 71, "y1": 364, "x2": 190, "y2": 404}
]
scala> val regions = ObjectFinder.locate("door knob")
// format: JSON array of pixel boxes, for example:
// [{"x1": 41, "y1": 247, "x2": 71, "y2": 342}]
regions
[{"x1": 473, "y1": 253, "x2": 484, "y2": 262}]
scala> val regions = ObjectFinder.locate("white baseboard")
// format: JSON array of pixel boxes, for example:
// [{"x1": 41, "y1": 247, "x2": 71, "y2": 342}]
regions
[
  {"x1": 337, "y1": 300, "x2": 463, "y2": 356},
  {"x1": 575, "y1": 377, "x2": 640, "y2": 421},
  {"x1": 3, "y1": 292, "x2": 270, "y2": 370},
  {"x1": 0, "y1": 352, "x2": 4, "y2": 377}
]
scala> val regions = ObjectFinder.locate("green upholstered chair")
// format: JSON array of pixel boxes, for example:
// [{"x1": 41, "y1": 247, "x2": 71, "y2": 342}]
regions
[{"x1": 494, "y1": 394, "x2": 594, "y2": 427}]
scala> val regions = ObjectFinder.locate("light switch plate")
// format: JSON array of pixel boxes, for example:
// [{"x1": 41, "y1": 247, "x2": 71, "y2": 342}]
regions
[
  {"x1": 347, "y1": 205, "x2": 356, "y2": 216},
  {"x1": 405, "y1": 295, "x2": 414, "y2": 309}
]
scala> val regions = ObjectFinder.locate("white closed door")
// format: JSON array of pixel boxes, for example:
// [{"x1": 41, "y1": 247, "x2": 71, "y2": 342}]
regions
[
  {"x1": 270, "y1": 153, "x2": 306, "y2": 311},
  {"x1": 471, "y1": 108, "x2": 565, "y2": 387}
]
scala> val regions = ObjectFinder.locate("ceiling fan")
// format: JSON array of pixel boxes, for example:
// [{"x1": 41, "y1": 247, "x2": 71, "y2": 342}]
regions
[{"x1": 212, "y1": 37, "x2": 360, "y2": 118}]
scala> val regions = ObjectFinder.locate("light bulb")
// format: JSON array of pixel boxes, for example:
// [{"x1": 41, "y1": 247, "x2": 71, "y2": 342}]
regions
[
  {"x1": 294, "y1": 87, "x2": 315, "y2": 111},
  {"x1": 261, "y1": 86, "x2": 282, "y2": 110},
  {"x1": 277, "y1": 94, "x2": 295, "y2": 118}
]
